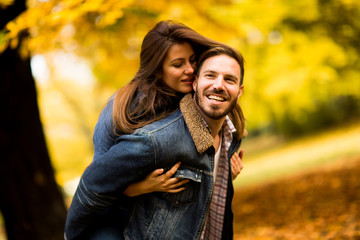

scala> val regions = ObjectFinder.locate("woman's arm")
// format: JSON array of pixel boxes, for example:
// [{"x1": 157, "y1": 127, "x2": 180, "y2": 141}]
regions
[
  {"x1": 125, "y1": 150, "x2": 244, "y2": 199},
  {"x1": 123, "y1": 162, "x2": 189, "y2": 197},
  {"x1": 92, "y1": 98, "x2": 118, "y2": 158},
  {"x1": 65, "y1": 133, "x2": 157, "y2": 240}
]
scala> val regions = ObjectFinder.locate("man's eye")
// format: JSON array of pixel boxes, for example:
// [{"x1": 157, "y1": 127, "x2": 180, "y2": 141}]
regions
[{"x1": 226, "y1": 78, "x2": 237, "y2": 83}]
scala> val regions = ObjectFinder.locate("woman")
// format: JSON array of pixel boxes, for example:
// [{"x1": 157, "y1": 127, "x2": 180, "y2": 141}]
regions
[
  {"x1": 66, "y1": 20, "x2": 244, "y2": 239},
  {"x1": 93, "y1": 20, "x2": 243, "y2": 197}
]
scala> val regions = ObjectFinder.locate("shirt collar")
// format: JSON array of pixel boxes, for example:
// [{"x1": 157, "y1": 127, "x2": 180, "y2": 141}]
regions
[
  {"x1": 202, "y1": 115, "x2": 237, "y2": 135},
  {"x1": 224, "y1": 115, "x2": 236, "y2": 134}
]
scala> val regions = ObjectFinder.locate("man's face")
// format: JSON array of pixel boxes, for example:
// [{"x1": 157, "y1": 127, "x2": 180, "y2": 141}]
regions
[{"x1": 193, "y1": 54, "x2": 244, "y2": 120}]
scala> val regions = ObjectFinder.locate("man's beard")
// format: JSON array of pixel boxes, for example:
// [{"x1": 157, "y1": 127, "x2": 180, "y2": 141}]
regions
[{"x1": 194, "y1": 88, "x2": 237, "y2": 120}]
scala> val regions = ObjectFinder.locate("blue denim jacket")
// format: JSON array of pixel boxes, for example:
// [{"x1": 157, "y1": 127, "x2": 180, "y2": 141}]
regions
[{"x1": 65, "y1": 94, "x2": 242, "y2": 240}]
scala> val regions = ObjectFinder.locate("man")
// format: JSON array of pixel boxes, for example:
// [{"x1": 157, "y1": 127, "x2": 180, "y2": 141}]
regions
[
  {"x1": 65, "y1": 45, "x2": 246, "y2": 240},
  {"x1": 193, "y1": 46, "x2": 245, "y2": 240}
]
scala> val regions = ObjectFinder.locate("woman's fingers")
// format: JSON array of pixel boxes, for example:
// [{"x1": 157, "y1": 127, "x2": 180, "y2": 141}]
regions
[
  {"x1": 238, "y1": 150, "x2": 244, "y2": 171},
  {"x1": 155, "y1": 162, "x2": 192, "y2": 193},
  {"x1": 231, "y1": 150, "x2": 244, "y2": 180},
  {"x1": 166, "y1": 187, "x2": 186, "y2": 193},
  {"x1": 231, "y1": 152, "x2": 240, "y2": 169},
  {"x1": 163, "y1": 162, "x2": 181, "y2": 179},
  {"x1": 163, "y1": 179, "x2": 189, "y2": 192},
  {"x1": 148, "y1": 168, "x2": 164, "y2": 178},
  {"x1": 239, "y1": 149, "x2": 244, "y2": 160},
  {"x1": 169, "y1": 179, "x2": 189, "y2": 188}
]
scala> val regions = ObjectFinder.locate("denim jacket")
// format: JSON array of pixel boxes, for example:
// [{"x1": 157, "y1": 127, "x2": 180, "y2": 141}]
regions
[{"x1": 65, "y1": 94, "x2": 242, "y2": 240}]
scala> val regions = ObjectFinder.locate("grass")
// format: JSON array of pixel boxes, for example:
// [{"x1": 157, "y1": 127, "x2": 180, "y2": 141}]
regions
[{"x1": 234, "y1": 121, "x2": 360, "y2": 189}]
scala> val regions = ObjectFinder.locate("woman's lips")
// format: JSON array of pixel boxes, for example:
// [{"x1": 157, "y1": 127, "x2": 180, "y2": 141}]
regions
[{"x1": 181, "y1": 76, "x2": 195, "y2": 83}]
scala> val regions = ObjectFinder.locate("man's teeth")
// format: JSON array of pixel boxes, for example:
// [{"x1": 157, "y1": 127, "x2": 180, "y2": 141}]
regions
[{"x1": 208, "y1": 95, "x2": 225, "y2": 101}]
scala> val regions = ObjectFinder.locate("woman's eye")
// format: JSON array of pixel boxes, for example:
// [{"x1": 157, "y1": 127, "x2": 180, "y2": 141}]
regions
[{"x1": 173, "y1": 63, "x2": 183, "y2": 68}]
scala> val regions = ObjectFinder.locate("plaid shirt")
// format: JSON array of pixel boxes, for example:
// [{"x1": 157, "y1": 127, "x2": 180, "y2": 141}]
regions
[{"x1": 201, "y1": 116, "x2": 236, "y2": 239}]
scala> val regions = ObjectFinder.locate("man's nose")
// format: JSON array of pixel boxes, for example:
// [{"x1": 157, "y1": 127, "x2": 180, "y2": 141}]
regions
[{"x1": 213, "y1": 76, "x2": 225, "y2": 91}]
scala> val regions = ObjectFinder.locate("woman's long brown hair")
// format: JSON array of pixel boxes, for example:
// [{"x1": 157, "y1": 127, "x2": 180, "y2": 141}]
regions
[{"x1": 112, "y1": 20, "x2": 224, "y2": 135}]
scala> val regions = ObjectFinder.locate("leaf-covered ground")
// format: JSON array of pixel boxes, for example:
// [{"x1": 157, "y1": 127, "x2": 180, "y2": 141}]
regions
[{"x1": 233, "y1": 157, "x2": 360, "y2": 240}]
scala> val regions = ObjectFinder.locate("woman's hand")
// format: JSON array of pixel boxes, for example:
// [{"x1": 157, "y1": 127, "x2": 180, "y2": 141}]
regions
[
  {"x1": 231, "y1": 150, "x2": 244, "y2": 180},
  {"x1": 123, "y1": 162, "x2": 189, "y2": 197}
]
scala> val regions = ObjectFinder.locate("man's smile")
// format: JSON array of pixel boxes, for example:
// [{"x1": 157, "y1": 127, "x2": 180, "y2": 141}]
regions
[{"x1": 208, "y1": 95, "x2": 226, "y2": 101}]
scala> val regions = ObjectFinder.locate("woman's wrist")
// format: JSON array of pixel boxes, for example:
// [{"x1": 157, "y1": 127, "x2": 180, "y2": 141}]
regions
[{"x1": 123, "y1": 182, "x2": 146, "y2": 197}]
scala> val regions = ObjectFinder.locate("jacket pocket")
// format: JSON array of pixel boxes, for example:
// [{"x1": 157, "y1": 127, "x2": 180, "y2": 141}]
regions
[{"x1": 161, "y1": 168, "x2": 202, "y2": 205}]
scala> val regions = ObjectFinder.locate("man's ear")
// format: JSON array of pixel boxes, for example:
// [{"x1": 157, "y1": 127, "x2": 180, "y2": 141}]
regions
[
  {"x1": 237, "y1": 85, "x2": 244, "y2": 99},
  {"x1": 192, "y1": 76, "x2": 198, "y2": 92}
]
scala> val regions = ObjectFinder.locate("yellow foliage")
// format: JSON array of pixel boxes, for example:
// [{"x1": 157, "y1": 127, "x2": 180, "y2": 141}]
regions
[
  {"x1": 0, "y1": 41, "x2": 7, "y2": 52},
  {"x1": 3, "y1": 0, "x2": 358, "y2": 188},
  {"x1": 95, "y1": 9, "x2": 124, "y2": 27},
  {"x1": 0, "y1": 0, "x2": 13, "y2": 8},
  {"x1": 0, "y1": 30, "x2": 9, "y2": 52}
]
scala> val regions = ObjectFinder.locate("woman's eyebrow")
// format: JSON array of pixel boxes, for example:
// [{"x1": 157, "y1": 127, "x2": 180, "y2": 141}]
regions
[
  {"x1": 169, "y1": 58, "x2": 185, "y2": 63},
  {"x1": 169, "y1": 54, "x2": 195, "y2": 63}
]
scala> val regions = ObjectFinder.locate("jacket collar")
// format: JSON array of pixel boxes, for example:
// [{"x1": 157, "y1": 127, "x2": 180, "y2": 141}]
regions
[
  {"x1": 180, "y1": 94, "x2": 213, "y2": 154},
  {"x1": 180, "y1": 93, "x2": 240, "y2": 154}
]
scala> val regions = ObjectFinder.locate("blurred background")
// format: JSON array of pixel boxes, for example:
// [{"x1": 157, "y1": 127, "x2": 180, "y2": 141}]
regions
[{"x1": 1, "y1": 0, "x2": 359, "y2": 239}]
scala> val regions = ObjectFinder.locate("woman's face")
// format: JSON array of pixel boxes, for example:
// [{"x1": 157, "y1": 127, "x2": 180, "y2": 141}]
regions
[{"x1": 162, "y1": 42, "x2": 196, "y2": 94}]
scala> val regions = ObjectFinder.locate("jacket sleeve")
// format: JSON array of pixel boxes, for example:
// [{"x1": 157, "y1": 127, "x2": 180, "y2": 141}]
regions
[
  {"x1": 92, "y1": 98, "x2": 118, "y2": 159},
  {"x1": 65, "y1": 132, "x2": 157, "y2": 239}
]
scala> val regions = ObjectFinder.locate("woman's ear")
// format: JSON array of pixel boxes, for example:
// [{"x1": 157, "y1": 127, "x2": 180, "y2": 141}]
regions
[{"x1": 155, "y1": 72, "x2": 162, "y2": 79}]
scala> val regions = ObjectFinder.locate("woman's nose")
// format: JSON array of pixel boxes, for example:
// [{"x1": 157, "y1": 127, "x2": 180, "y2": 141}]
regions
[{"x1": 184, "y1": 62, "x2": 194, "y2": 75}]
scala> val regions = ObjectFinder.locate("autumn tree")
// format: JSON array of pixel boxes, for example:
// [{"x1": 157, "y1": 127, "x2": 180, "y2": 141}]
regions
[{"x1": 0, "y1": 0, "x2": 67, "y2": 239}]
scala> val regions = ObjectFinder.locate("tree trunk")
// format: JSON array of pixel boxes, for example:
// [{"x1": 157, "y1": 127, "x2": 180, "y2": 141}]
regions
[{"x1": 0, "y1": 1, "x2": 67, "y2": 239}]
